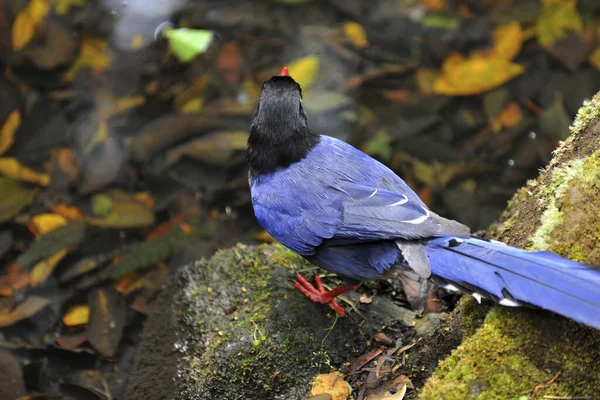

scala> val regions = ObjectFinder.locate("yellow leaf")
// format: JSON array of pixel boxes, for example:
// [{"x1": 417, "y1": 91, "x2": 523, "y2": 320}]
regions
[
  {"x1": 63, "y1": 36, "x2": 110, "y2": 82},
  {"x1": 589, "y1": 47, "x2": 600, "y2": 71},
  {"x1": 30, "y1": 249, "x2": 69, "y2": 287},
  {"x1": 180, "y1": 98, "x2": 204, "y2": 114},
  {"x1": 11, "y1": 0, "x2": 51, "y2": 51},
  {"x1": 30, "y1": 213, "x2": 68, "y2": 235},
  {"x1": 310, "y1": 372, "x2": 350, "y2": 400},
  {"x1": 55, "y1": 0, "x2": 86, "y2": 15},
  {"x1": 62, "y1": 304, "x2": 90, "y2": 326},
  {"x1": 0, "y1": 110, "x2": 21, "y2": 155},
  {"x1": 342, "y1": 21, "x2": 368, "y2": 48},
  {"x1": 536, "y1": 1, "x2": 584, "y2": 46},
  {"x1": 489, "y1": 22, "x2": 524, "y2": 61},
  {"x1": 287, "y1": 55, "x2": 319, "y2": 90},
  {"x1": 252, "y1": 230, "x2": 275, "y2": 243},
  {"x1": 100, "y1": 96, "x2": 146, "y2": 119},
  {"x1": 0, "y1": 157, "x2": 51, "y2": 186},
  {"x1": 87, "y1": 199, "x2": 155, "y2": 228},
  {"x1": 433, "y1": 53, "x2": 524, "y2": 96}
]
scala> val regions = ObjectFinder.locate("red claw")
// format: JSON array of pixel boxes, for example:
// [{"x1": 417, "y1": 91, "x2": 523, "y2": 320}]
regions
[
  {"x1": 293, "y1": 274, "x2": 355, "y2": 316},
  {"x1": 280, "y1": 67, "x2": 289, "y2": 76}
]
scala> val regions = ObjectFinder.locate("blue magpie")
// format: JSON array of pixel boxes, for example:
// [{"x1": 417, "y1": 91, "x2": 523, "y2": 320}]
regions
[{"x1": 247, "y1": 67, "x2": 600, "y2": 329}]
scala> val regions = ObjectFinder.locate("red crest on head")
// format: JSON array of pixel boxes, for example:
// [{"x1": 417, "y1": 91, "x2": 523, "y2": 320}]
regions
[{"x1": 279, "y1": 67, "x2": 289, "y2": 76}]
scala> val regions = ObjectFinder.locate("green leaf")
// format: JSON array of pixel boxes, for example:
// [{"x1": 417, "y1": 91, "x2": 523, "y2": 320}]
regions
[
  {"x1": 91, "y1": 193, "x2": 114, "y2": 217},
  {"x1": 164, "y1": 28, "x2": 214, "y2": 63},
  {"x1": 0, "y1": 177, "x2": 35, "y2": 223},
  {"x1": 540, "y1": 93, "x2": 571, "y2": 140},
  {"x1": 364, "y1": 129, "x2": 392, "y2": 162},
  {"x1": 15, "y1": 221, "x2": 86, "y2": 267}
]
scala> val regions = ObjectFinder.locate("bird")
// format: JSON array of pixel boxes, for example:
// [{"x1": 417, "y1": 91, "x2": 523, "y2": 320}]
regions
[{"x1": 247, "y1": 66, "x2": 600, "y2": 329}]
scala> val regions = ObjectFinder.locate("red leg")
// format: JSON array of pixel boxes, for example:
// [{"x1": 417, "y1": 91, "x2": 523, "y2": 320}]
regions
[{"x1": 294, "y1": 274, "x2": 357, "y2": 316}]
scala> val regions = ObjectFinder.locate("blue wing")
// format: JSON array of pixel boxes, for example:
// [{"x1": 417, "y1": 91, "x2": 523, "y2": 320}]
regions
[{"x1": 250, "y1": 135, "x2": 464, "y2": 256}]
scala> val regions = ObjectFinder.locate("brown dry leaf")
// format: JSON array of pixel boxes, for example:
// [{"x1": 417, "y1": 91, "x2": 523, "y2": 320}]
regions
[
  {"x1": 29, "y1": 213, "x2": 68, "y2": 236},
  {"x1": 495, "y1": 101, "x2": 523, "y2": 132},
  {"x1": 56, "y1": 147, "x2": 79, "y2": 182},
  {"x1": 86, "y1": 287, "x2": 126, "y2": 357},
  {"x1": 100, "y1": 96, "x2": 146, "y2": 120},
  {"x1": 63, "y1": 35, "x2": 110, "y2": 82},
  {"x1": 433, "y1": 53, "x2": 524, "y2": 96},
  {"x1": 63, "y1": 304, "x2": 90, "y2": 326},
  {"x1": 0, "y1": 157, "x2": 50, "y2": 186},
  {"x1": 217, "y1": 41, "x2": 242, "y2": 84},
  {"x1": 0, "y1": 110, "x2": 21, "y2": 155},
  {"x1": 11, "y1": 0, "x2": 51, "y2": 51},
  {"x1": 366, "y1": 384, "x2": 407, "y2": 400},
  {"x1": 310, "y1": 372, "x2": 350, "y2": 400},
  {"x1": 173, "y1": 74, "x2": 210, "y2": 111},
  {"x1": 488, "y1": 22, "x2": 524, "y2": 61},
  {"x1": 50, "y1": 203, "x2": 85, "y2": 221},
  {"x1": 537, "y1": 1, "x2": 584, "y2": 46},
  {"x1": 0, "y1": 296, "x2": 49, "y2": 327},
  {"x1": 0, "y1": 265, "x2": 30, "y2": 297},
  {"x1": 419, "y1": 0, "x2": 446, "y2": 11},
  {"x1": 415, "y1": 68, "x2": 438, "y2": 95},
  {"x1": 342, "y1": 21, "x2": 368, "y2": 48},
  {"x1": 30, "y1": 249, "x2": 69, "y2": 287},
  {"x1": 164, "y1": 130, "x2": 249, "y2": 168}
]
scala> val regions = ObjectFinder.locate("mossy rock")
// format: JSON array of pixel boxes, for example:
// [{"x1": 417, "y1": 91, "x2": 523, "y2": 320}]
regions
[{"x1": 421, "y1": 92, "x2": 600, "y2": 398}]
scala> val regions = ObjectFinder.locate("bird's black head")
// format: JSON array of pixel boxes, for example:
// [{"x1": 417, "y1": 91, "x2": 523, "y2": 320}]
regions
[{"x1": 247, "y1": 67, "x2": 320, "y2": 174}]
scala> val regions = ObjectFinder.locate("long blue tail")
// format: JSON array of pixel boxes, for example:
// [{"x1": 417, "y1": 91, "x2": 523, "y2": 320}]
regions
[{"x1": 425, "y1": 236, "x2": 600, "y2": 330}]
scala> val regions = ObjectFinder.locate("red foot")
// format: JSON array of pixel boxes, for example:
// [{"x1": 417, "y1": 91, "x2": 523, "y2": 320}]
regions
[{"x1": 294, "y1": 274, "x2": 354, "y2": 317}]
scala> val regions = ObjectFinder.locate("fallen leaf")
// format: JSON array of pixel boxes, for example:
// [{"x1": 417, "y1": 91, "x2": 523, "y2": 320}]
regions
[
  {"x1": 350, "y1": 348, "x2": 383, "y2": 373},
  {"x1": 50, "y1": 203, "x2": 85, "y2": 221},
  {"x1": 589, "y1": 47, "x2": 600, "y2": 71},
  {"x1": 30, "y1": 249, "x2": 69, "y2": 287},
  {"x1": 164, "y1": 28, "x2": 214, "y2": 63},
  {"x1": 173, "y1": 74, "x2": 210, "y2": 111},
  {"x1": 540, "y1": 93, "x2": 571, "y2": 139},
  {"x1": 0, "y1": 110, "x2": 21, "y2": 155},
  {"x1": 180, "y1": 98, "x2": 203, "y2": 114},
  {"x1": 287, "y1": 54, "x2": 319, "y2": 90},
  {"x1": 0, "y1": 265, "x2": 29, "y2": 296},
  {"x1": 100, "y1": 96, "x2": 146, "y2": 120},
  {"x1": 217, "y1": 41, "x2": 242, "y2": 84},
  {"x1": 363, "y1": 129, "x2": 392, "y2": 162},
  {"x1": 91, "y1": 193, "x2": 114, "y2": 217},
  {"x1": 419, "y1": 0, "x2": 446, "y2": 11},
  {"x1": 55, "y1": 148, "x2": 79, "y2": 182},
  {"x1": 56, "y1": 331, "x2": 88, "y2": 350},
  {"x1": 0, "y1": 177, "x2": 35, "y2": 223},
  {"x1": 15, "y1": 221, "x2": 86, "y2": 267},
  {"x1": 366, "y1": 384, "x2": 407, "y2": 400},
  {"x1": 11, "y1": 0, "x2": 51, "y2": 51},
  {"x1": 164, "y1": 131, "x2": 249, "y2": 168},
  {"x1": 63, "y1": 35, "x2": 110, "y2": 82},
  {"x1": 55, "y1": 0, "x2": 86, "y2": 15},
  {"x1": 433, "y1": 53, "x2": 524, "y2": 96},
  {"x1": 0, "y1": 157, "x2": 50, "y2": 186},
  {"x1": 359, "y1": 293, "x2": 374, "y2": 304},
  {"x1": 303, "y1": 91, "x2": 352, "y2": 113},
  {"x1": 342, "y1": 21, "x2": 368, "y2": 48},
  {"x1": 310, "y1": 372, "x2": 350, "y2": 400},
  {"x1": 60, "y1": 248, "x2": 122, "y2": 282},
  {"x1": 87, "y1": 195, "x2": 155, "y2": 229},
  {"x1": 536, "y1": 1, "x2": 584, "y2": 46},
  {"x1": 488, "y1": 22, "x2": 524, "y2": 61},
  {"x1": 413, "y1": 159, "x2": 486, "y2": 188},
  {"x1": 415, "y1": 68, "x2": 438, "y2": 94},
  {"x1": 0, "y1": 296, "x2": 50, "y2": 327},
  {"x1": 495, "y1": 101, "x2": 523, "y2": 131},
  {"x1": 62, "y1": 304, "x2": 90, "y2": 326},
  {"x1": 86, "y1": 287, "x2": 126, "y2": 357},
  {"x1": 29, "y1": 213, "x2": 68, "y2": 236},
  {"x1": 252, "y1": 230, "x2": 275, "y2": 243}
]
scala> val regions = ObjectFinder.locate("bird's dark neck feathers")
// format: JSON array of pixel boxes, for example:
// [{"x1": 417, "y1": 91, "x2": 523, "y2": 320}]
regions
[
  {"x1": 247, "y1": 76, "x2": 320, "y2": 174},
  {"x1": 247, "y1": 123, "x2": 320, "y2": 174}
]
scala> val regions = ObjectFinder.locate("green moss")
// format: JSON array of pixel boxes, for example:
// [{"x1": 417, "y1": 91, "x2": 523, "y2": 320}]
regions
[
  {"x1": 570, "y1": 92, "x2": 600, "y2": 136},
  {"x1": 529, "y1": 151, "x2": 600, "y2": 263},
  {"x1": 172, "y1": 243, "x2": 359, "y2": 399},
  {"x1": 420, "y1": 307, "x2": 600, "y2": 400}
]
